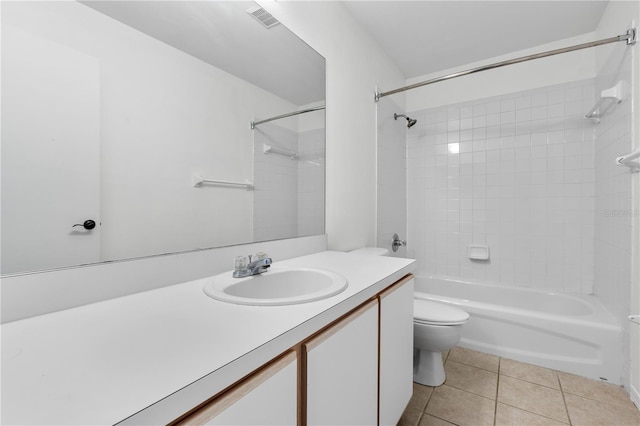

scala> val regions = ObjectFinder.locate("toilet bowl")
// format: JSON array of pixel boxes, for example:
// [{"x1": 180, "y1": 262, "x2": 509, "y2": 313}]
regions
[
  {"x1": 348, "y1": 247, "x2": 469, "y2": 386},
  {"x1": 413, "y1": 299, "x2": 469, "y2": 386}
]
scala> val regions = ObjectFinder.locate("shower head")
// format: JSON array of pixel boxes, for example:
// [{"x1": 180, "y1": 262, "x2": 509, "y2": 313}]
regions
[{"x1": 394, "y1": 113, "x2": 417, "y2": 128}]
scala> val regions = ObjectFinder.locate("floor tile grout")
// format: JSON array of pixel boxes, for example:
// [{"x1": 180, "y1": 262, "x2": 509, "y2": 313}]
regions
[
  {"x1": 558, "y1": 379, "x2": 572, "y2": 426},
  {"x1": 498, "y1": 371, "x2": 561, "y2": 391},
  {"x1": 400, "y1": 347, "x2": 640, "y2": 426},
  {"x1": 447, "y1": 358, "x2": 498, "y2": 374}
]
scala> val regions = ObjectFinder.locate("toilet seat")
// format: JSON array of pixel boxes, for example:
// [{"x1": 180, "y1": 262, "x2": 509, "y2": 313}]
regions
[{"x1": 414, "y1": 299, "x2": 469, "y2": 326}]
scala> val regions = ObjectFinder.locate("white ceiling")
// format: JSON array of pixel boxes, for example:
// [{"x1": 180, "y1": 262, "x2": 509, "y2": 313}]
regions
[
  {"x1": 343, "y1": 1, "x2": 609, "y2": 79},
  {"x1": 80, "y1": 1, "x2": 610, "y2": 103}
]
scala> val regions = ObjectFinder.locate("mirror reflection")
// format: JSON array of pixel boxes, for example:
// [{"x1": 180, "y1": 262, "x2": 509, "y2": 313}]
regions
[{"x1": 1, "y1": 1, "x2": 326, "y2": 275}]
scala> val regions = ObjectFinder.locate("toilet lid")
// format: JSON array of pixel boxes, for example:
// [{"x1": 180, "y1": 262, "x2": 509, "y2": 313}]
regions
[{"x1": 414, "y1": 299, "x2": 469, "y2": 325}]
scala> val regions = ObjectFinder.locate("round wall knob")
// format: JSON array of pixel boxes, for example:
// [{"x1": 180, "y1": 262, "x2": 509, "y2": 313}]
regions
[{"x1": 73, "y1": 220, "x2": 96, "y2": 230}]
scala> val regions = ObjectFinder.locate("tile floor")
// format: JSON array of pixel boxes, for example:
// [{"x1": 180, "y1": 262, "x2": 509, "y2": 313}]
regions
[{"x1": 399, "y1": 346, "x2": 640, "y2": 426}]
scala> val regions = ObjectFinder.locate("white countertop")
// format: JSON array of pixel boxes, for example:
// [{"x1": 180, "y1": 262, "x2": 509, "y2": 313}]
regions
[{"x1": 1, "y1": 251, "x2": 415, "y2": 425}]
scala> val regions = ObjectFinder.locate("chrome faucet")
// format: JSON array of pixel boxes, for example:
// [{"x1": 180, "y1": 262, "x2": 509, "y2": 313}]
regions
[{"x1": 233, "y1": 255, "x2": 272, "y2": 278}]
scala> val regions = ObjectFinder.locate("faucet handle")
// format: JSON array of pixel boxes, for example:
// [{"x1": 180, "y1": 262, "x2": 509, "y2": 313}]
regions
[
  {"x1": 255, "y1": 251, "x2": 269, "y2": 260},
  {"x1": 235, "y1": 256, "x2": 249, "y2": 271}
]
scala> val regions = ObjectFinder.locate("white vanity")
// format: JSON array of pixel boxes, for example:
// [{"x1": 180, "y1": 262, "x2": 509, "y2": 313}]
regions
[{"x1": 1, "y1": 251, "x2": 415, "y2": 425}]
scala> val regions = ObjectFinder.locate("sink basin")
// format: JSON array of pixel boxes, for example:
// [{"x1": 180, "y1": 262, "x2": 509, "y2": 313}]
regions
[{"x1": 203, "y1": 266, "x2": 348, "y2": 306}]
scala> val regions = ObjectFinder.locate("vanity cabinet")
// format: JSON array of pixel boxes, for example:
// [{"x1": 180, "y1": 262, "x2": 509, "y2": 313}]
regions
[
  {"x1": 304, "y1": 299, "x2": 379, "y2": 426},
  {"x1": 174, "y1": 351, "x2": 297, "y2": 426},
  {"x1": 171, "y1": 274, "x2": 413, "y2": 426},
  {"x1": 379, "y1": 276, "x2": 414, "y2": 425}
]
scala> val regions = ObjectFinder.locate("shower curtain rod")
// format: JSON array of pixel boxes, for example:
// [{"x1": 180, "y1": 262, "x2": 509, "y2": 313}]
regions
[
  {"x1": 251, "y1": 105, "x2": 325, "y2": 129},
  {"x1": 374, "y1": 28, "x2": 636, "y2": 102}
]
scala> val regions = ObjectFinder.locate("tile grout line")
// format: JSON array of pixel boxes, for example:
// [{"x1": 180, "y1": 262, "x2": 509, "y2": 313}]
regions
[
  {"x1": 495, "y1": 400, "x2": 572, "y2": 425},
  {"x1": 558, "y1": 385, "x2": 640, "y2": 412},
  {"x1": 447, "y1": 358, "x2": 498, "y2": 375},
  {"x1": 404, "y1": 347, "x2": 639, "y2": 426},
  {"x1": 494, "y1": 356, "x2": 501, "y2": 426},
  {"x1": 418, "y1": 382, "x2": 435, "y2": 426},
  {"x1": 497, "y1": 359, "x2": 573, "y2": 425},
  {"x1": 498, "y1": 372, "x2": 562, "y2": 391},
  {"x1": 557, "y1": 372, "x2": 573, "y2": 426}
]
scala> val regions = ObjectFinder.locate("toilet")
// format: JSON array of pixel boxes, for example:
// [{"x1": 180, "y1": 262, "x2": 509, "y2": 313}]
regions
[
  {"x1": 413, "y1": 299, "x2": 469, "y2": 386},
  {"x1": 349, "y1": 246, "x2": 470, "y2": 386}
]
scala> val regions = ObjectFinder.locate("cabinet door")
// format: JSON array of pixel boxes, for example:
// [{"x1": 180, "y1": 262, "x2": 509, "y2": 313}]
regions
[
  {"x1": 176, "y1": 351, "x2": 297, "y2": 426},
  {"x1": 379, "y1": 276, "x2": 414, "y2": 425},
  {"x1": 304, "y1": 299, "x2": 379, "y2": 426}
]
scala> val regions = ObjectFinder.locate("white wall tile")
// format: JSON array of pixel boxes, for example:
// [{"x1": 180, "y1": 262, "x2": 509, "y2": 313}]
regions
[{"x1": 408, "y1": 79, "x2": 597, "y2": 291}]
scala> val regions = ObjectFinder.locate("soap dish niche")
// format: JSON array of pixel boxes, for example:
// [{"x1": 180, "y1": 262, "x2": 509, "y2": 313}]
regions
[{"x1": 468, "y1": 245, "x2": 490, "y2": 261}]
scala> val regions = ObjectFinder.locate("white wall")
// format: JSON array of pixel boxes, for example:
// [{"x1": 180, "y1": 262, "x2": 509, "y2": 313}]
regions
[
  {"x1": 259, "y1": 1, "x2": 406, "y2": 251},
  {"x1": 593, "y1": 39, "x2": 633, "y2": 389},
  {"x1": 377, "y1": 98, "x2": 408, "y2": 257},
  {"x1": 593, "y1": 0, "x2": 640, "y2": 405},
  {"x1": 405, "y1": 33, "x2": 597, "y2": 111}
]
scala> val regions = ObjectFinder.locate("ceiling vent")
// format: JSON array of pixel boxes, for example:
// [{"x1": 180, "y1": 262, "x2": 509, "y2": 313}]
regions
[{"x1": 246, "y1": 6, "x2": 280, "y2": 29}]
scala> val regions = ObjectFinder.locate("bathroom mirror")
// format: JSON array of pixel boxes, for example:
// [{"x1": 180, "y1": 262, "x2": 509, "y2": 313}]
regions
[{"x1": 1, "y1": 1, "x2": 326, "y2": 275}]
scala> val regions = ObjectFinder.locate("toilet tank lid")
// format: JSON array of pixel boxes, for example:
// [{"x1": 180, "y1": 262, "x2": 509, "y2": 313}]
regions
[
  {"x1": 349, "y1": 247, "x2": 390, "y2": 256},
  {"x1": 414, "y1": 299, "x2": 469, "y2": 325}
]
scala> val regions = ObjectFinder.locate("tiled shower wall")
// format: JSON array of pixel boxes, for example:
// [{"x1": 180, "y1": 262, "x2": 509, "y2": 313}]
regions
[
  {"x1": 407, "y1": 79, "x2": 597, "y2": 293},
  {"x1": 253, "y1": 123, "x2": 325, "y2": 242},
  {"x1": 254, "y1": 124, "x2": 299, "y2": 242},
  {"x1": 297, "y1": 128, "x2": 325, "y2": 237}
]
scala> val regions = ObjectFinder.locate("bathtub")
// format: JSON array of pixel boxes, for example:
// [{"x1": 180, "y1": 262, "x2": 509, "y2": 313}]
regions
[{"x1": 414, "y1": 277, "x2": 624, "y2": 384}]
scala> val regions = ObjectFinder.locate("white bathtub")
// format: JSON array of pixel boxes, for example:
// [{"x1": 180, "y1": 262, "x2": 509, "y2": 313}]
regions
[{"x1": 414, "y1": 276, "x2": 624, "y2": 384}]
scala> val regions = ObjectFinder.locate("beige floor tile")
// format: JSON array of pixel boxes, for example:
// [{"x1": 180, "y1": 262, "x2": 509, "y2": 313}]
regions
[
  {"x1": 447, "y1": 346, "x2": 499, "y2": 373},
  {"x1": 500, "y1": 357, "x2": 560, "y2": 389},
  {"x1": 418, "y1": 414, "x2": 456, "y2": 426},
  {"x1": 397, "y1": 406, "x2": 423, "y2": 426},
  {"x1": 406, "y1": 382, "x2": 433, "y2": 412},
  {"x1": 444, "y1": 360, "x2": 498, "y2": 399},
  {"x1": 425, "y1": 385, "x2": 495, "y2": 426},
  {"x1": 495, "y1": 402, "x2": 568, "y2": 426},
  {"x1": 498, "y1": 375, "x2": 568, "y2": 423},
  {"x1": 558, "y1": 371, "x2": 637, "y2": 411},
  {"x1": 565, "y1": 393, "x2": 640, "y2": 426}
]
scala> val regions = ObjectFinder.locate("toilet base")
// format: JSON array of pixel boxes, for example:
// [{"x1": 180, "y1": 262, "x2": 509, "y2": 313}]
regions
[{"x1": 413, "y1": 348, "x2": 445, "y2": 386}]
